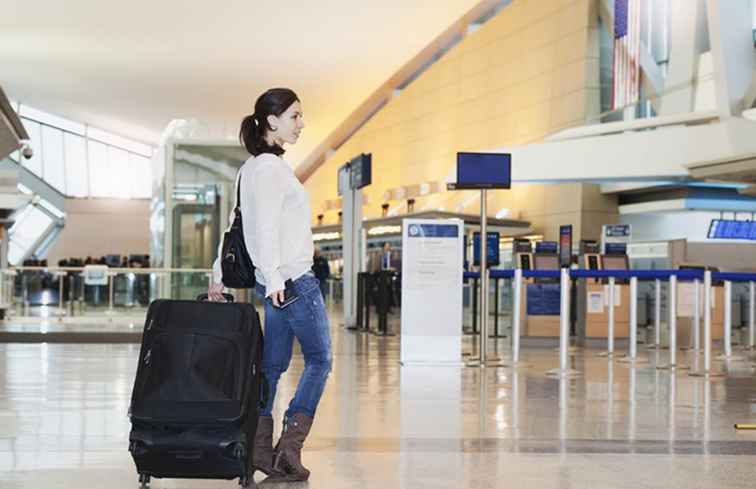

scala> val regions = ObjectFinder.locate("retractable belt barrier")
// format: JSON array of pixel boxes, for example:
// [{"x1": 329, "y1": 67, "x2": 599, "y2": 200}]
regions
[{"x1": 462, "y1": 269, "x2": 756, "y2": 377}]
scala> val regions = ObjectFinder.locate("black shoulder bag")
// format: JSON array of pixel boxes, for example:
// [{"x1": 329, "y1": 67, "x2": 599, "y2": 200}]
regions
[{"x1": 220, "y1": 174, "x2": 256, "y2": 288}]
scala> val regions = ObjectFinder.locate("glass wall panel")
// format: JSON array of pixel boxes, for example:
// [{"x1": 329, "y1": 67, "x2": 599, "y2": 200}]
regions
[
  {"x1": 130, "y1": 154, "x2": 152, "y2": 199},
  {"x1": 63, "y1": 134, "x2": 88, "y2": 197},
  {"x1": 108, "y1": 147, "x2": 131, "y2": 198},
  {"x1": 41, "y1": 126, "x2": 66, "y2": 194},
  {"x1": 87, "y1": 140, "x2": 110, "y2": 198}
]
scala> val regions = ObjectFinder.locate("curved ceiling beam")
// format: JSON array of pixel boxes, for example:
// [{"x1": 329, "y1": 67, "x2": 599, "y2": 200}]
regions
[{"x1": 294, "y1": 0, "x2": 507, "y2": 183}]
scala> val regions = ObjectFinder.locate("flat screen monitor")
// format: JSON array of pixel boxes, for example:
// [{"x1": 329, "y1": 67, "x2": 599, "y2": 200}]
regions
[
  {"x1": 519, "y1": 253, "x2": 531, "y2": 270},
  {"x1": 349, "y1": 153, "x2": 372, "y2": 190},
  {"x1": 473, "y1": 232, "x2": 500, "y2": 266},
  {"x1": 535, "y1": 241, "x2": 558, "y2": 254},
  {"x1": 586, "y1": 255, "x2": 599, "y2": 270},
  {"x1": 604, "y1": 242, "x2": 627, "y2": 255},
  {"x1": 513, "y1": 239, "x2": 532, "y2": 253},
  {"x1": 534, "y1": 254, "x2": 559, "y2": 270},
  {"x1": 601, "y1": 254, "x2": 629, "y2": 270},
  {"x1": 455, "y1": 152, "x2": 511, "y2": 189}
]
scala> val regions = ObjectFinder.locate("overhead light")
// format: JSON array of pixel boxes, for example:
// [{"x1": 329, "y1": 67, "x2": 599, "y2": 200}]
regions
[
  {"x1": 495, "y1": 208, "x2": 510, "y2": 219},
  {"x1": 368, "y1": 225, "x2": 401, "y2": 236},
  {"x1": 313, "y1": 232, "x2": 341, "y2": 242}
]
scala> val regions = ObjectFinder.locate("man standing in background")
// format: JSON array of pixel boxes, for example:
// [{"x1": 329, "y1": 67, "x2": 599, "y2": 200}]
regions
[{"x1": 312, "y1": 248, "x2": 330, "y2": 299}]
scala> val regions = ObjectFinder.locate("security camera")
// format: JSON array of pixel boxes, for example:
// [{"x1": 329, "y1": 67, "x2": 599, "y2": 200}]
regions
[{"x1": 21, "y1": 144, "x2": 33, "y2": 160}]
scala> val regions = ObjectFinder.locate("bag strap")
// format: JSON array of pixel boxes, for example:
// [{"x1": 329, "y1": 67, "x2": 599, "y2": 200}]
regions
[{"x1": 234, "y1": 170, "x2": 242, "y2": 214}]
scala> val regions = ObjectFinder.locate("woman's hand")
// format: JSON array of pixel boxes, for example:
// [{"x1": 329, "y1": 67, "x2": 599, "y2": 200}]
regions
[
  {"x1": 207, "y1": 282, "x2": 226, "y2": 302},
  {"x1": 269, "y1": 289, "x2": 285, "y2": 307}
]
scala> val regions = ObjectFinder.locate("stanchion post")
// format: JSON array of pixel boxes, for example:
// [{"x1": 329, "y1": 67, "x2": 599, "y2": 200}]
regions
[
  {"x1": 629, "y1": 276, "x2": 638, "y2": 359},
  {"x1": 750, "y1": 281, "x2": 755, "y2": 349},
  {"x1": 693, "y1": 278, "x2": 701, "y2": 351},
  {"x1": 669, "y1": 275, "x2": 677, "y2": 366},
  {"x1": 724, "y1": 280, "x2": 732, "y2": 357},
  {"x1": 704, "y1": 271, "x2": 712, "y2": 372},
  {"x1": 512, "y1": 269, "x2": 522, "y2": 364},
  {"x1": 559, "y1": 268, "x2": 570, "y2": 371},
  {"x1": 690, "y1": 271, "x2": 723, "y2": 377},
  {"x1": 620, "y1": 276, "x2": 647, "y2": 364},
  {"x1": 608, "y1": 276, "x2": 616, "y2": 355},
  {"x1": 547, "y1": 268, "x2": 578, "y2": 377},
  {"x1": 472, "y1": 277, "x2": 478, "y2": 335},
  {"x1": 658, "y1": 274, "x2": 678, "y2": 370},
  {"x1": 493, "y1": 278, "x2": 500, "y2": 337},
  {"x1": 654, "y1": 279, "x2": 662, "y2": 346}
]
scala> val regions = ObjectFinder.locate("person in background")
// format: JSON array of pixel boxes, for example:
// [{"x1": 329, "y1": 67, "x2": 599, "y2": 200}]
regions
[{"x1": 311, "y1": 248, "x2": 330, "y2": 299}]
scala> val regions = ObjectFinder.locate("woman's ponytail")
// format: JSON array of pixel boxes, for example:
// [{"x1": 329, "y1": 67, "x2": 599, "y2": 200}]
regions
[
  {"x1": 239, "y1": 113, "x2": 262, "y2": 155},
  {"x1": 239, "y1": 88, "x2": 299, "y2": 157}
]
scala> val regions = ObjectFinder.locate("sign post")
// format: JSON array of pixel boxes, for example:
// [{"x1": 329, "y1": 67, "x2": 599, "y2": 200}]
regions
[
  {"x1": 448, "y1": 152, "x2": 511, "y2": 367},
  {"x1": 340, "y1": 153, "x2": 371, "y2": 330}
]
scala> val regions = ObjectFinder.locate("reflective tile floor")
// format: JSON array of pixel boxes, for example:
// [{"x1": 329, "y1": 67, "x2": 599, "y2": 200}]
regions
[{"x1": 1, "y1": 306, "x2": 756, "y2": 488}]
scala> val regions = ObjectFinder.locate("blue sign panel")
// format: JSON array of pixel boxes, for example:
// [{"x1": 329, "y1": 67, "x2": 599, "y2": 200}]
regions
[
  {"x1": 407, "y1": 223, "x2": 459, "y2": 238},
  {"x1": 604, "y1": 224, "x2": 631, "y2": 237},
  {"x1": 604, "y1": 242, "x2": 628, "y2": 255},
  {"x1": 708, "y1": 219, "x2": 756, "y2": 240},
  {"x1": 526, "y1": 284, "x2": 562, "y2": 315},
  {"x1": 473, "y1": 232, "x2": 500, "y2": 266},
  {"x1": 535, "y1": 241, "x2": 558, "y2": 254}
]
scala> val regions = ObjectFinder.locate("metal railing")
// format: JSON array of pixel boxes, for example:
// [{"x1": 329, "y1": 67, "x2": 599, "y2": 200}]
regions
[
  {"x1": 0, "y1": 266, "x2": 344, "y2": 321},
  {"x1": 464, "y1": 268, "x2": 756, "y2": 378}
]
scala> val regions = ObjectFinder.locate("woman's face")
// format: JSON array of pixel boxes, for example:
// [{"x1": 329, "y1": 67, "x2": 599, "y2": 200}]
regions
[{"x1": 269, "y1": 101, "x2": 305, "y2": 145}]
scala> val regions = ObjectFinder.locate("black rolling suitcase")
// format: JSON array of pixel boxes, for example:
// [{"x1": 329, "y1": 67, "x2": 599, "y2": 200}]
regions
[{"x1": 128, "y1": 293, "x2": 264, "y2": 488}]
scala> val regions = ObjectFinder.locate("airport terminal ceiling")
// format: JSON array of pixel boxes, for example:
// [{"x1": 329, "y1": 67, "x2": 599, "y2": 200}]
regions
[{"x1": 0, "y1": 0, "x2": 493, "y2": 166}]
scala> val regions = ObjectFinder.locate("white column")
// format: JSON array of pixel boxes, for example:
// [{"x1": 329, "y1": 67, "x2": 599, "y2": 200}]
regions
[{"x1": 706, "y1": 0, "x2": 756, "y2": 117}]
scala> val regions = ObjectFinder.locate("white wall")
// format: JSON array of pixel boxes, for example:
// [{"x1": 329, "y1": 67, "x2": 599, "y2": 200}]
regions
[{"x1": 45, "y1": 198, "x2": 150, "y2": 264}]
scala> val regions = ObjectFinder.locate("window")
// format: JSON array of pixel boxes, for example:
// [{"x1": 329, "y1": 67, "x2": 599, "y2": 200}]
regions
[
  {"x1": 7, "y1": 205, "x2": 54, "y2": 265},
  {"x1": 14, "y1": 103, "x2": 154, "y2": 199},
  {"x1": 64, "y1": 134, "x2": 88, "y2": 197},
  {"x1": 130, "y1": 154, "x2": 152, "y2": 198},
  {"x1": 41, "y1": 125, "x2": 66, "y2": 194},
  {"x1": 87, "y1": 140, "x2": 109, "y2": 198}
]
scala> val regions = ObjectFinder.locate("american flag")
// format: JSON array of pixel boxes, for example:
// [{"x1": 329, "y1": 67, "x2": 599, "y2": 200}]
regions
[{"x1": 612, "y1": 0, "x2": 641, "y2": 110}]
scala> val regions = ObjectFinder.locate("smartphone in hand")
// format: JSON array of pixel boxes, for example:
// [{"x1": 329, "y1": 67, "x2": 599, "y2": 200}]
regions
[{"x1": 273, "y1": 280, "x2": 300, "y2": 309}]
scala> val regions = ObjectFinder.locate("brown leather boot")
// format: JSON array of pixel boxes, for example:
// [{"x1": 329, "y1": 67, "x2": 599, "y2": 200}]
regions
[
  {"x1": 267, "y1": 413, "x2": 313, "y2": 482},
  {"x1": 252, "y1": 415, "x2": 276, "y2": 476}
]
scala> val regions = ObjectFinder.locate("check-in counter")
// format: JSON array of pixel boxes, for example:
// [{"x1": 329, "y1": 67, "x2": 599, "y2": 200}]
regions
[{"x1": 523, "y1": 253, "x2": 561, "y2": 339}]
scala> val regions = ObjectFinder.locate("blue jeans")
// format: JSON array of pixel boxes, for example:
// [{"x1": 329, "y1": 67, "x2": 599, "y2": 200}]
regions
[{"x1": 254, "y1": 272, "x2": 332, "y2": 420}]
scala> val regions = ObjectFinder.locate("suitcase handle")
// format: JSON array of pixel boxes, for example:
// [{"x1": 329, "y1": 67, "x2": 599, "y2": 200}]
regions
[{"x1": 196, "y1": 293, "x2": 235, "y2": 302}]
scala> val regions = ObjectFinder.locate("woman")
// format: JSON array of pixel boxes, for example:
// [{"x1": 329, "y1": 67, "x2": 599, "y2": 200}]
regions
[{"x1": 208, "y1": 88, "x2": 332, "y2": 482}]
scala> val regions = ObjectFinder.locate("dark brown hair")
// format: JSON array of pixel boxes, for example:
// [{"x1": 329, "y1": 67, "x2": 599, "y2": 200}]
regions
[{"x1": 239, "y1": 88, "x2": 299, "y2": 156}]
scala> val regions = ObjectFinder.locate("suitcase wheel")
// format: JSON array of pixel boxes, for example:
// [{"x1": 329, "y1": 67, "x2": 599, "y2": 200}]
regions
[
  {"x1": 138, "y1": 474, "x2": 151, "y2": 487},
  {"x1": 239, "y1": 475, "x2": 250, "y2": 487}
]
